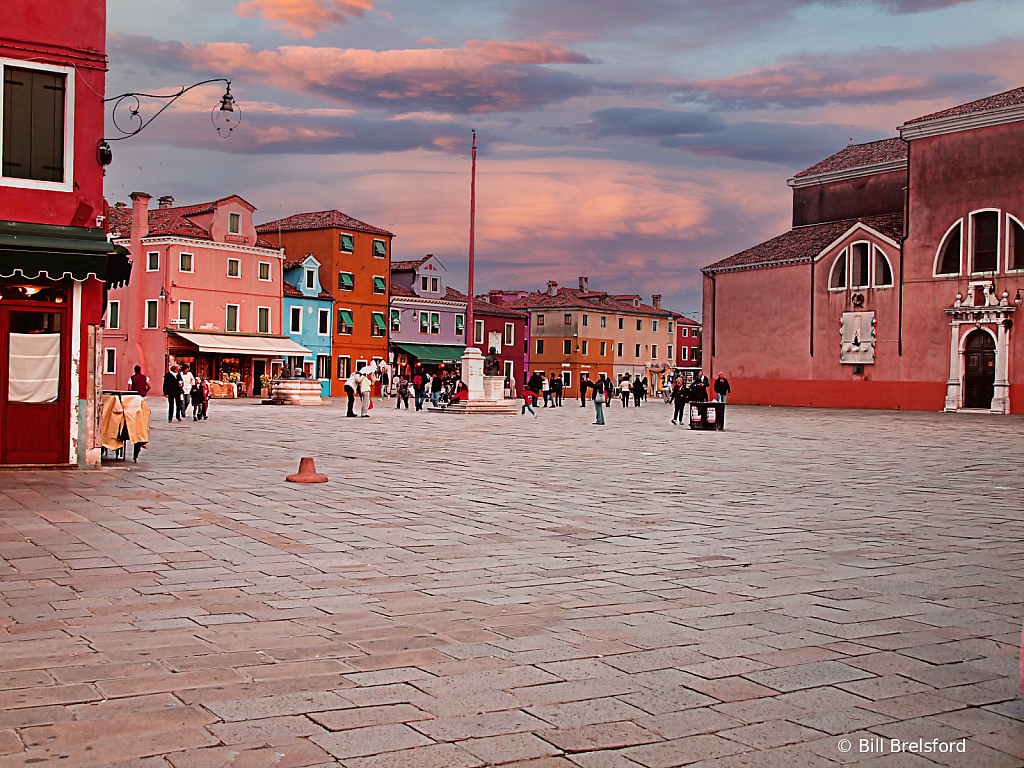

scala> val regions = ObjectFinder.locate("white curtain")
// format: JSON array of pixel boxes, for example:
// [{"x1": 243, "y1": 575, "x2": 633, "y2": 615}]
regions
[{"x1": 8, "y1": 333, "x2": 60, "y2": 403}]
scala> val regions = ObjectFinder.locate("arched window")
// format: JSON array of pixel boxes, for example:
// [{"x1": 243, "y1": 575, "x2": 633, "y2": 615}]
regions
[
  {"x1": 1007, "y1": 214, "x2": 1024, "y2": 271},
  {"x1": 936, "y1": 221, "x2": 962, "y2": 275},
  {"x1": 971, "y1": 210, "x2": 999, "y2": 273},
  {"x1": 829, "y1": 249, "x2": 847, "y2": 289},
  {"x1": 874, "y1": 247, "x2": 893, "y2": 287},
  {"x1": 850, "y1": 242, "x2": 869, "y2": 289}
]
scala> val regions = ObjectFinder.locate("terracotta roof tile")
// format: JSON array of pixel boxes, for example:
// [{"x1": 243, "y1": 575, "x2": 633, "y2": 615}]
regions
[
  {"x1": 703, "y1": 213, "x2": 904, "y2": 273},
  {"x1": 793, "y1": 138, "x2": 907, "y2": 178},
  {"x1": 904, "y1": 85, "x2": 1024, "y2": 125},
  {"x1": 391, "y1": 257, "x2": 430, "y2": 271},
  {"x1": 256, "y1": 210, "x2": 393, "y2": 237},
  {"x1": 443, "y1": 288, "x2": 527, "y2": 319},
  {"x1": 108, "y1": 200, "x2": 280, "y2": 251},
  {"x1": 390, "y1": 283, "x2": 417, "y2": 298},
  {"x1": 282, "y1": 282, "x2": 303, "y2": 298},
  {"x1": 507, "y1": 288, "x2": 671, "y2": 317}
]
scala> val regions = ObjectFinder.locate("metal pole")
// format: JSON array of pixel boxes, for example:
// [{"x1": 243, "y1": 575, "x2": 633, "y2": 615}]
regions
[{"x1": 466, "y1": 129, "x2": 476, "y2": 350}]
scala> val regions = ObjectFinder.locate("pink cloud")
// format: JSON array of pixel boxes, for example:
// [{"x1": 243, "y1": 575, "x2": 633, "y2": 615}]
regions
[
  {"x1": 110, "y1": 35, "x2": 596, "y2": 114},
  {"x1": 235, "y1": 0, "x2": 377, "y2": 39}
]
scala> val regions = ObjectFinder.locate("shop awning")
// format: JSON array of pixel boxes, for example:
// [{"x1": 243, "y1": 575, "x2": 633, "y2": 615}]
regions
[
  {"x1": 173, "y1": 332, "x2": 311, "y2": 357},
  {"x1": 0, "y1": 220, "x2": 130, "y2": 286},
  {"x1": 392, "y1": 341, "x2": 468, "y2": 363}
]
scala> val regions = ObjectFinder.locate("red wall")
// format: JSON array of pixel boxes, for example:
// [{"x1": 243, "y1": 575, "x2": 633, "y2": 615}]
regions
[{"x1": 0, "y1": 1, "x2": 107, "y2": 227}]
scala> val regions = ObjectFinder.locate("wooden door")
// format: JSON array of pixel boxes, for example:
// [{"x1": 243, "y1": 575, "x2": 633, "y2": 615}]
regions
[
  {"x1": 0, "y1": 306, "x2": 69, "y2": 464},
  {"x1": 963, "y1": 330, "x2": 995, "y2": 409}
]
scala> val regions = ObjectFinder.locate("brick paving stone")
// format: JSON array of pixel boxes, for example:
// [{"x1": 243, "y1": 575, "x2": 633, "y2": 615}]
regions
[
  {"x1": 0, "y1": 732, "x2": 21, "y2": 756},
  {"x1": 309, "y1": 723, "x2": 433, "y2": 759},
  {"x1": 742, "y1": 661, "x2": 873, "y2": 693},
  {"x1": 622, "y1": 733, "x2": 751, "y2": 767},
  {"x1": 207, "y1": 714, "x2": 326, "y2": 745},
  {"x1": 341, "y1": 742, "x2": 484, "y2": 768},
  {"x1": 459, "y1": 732, "x2": 563, "y2": 764},
  {"x1": 538, "y1": 721, "x2": 661, "y2": 752}
]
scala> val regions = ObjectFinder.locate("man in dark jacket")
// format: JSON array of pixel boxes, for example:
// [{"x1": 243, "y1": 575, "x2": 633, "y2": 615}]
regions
[
  {"x1": 578, "y1": 375, "x2": 590, "y2": 407},
  {"x1": 129, "y1": 365, "x2": 150, "y2": 397},
  {"x1": 671, "y1": 378, "x2": 688, "y2": 425},
  {"x1": 714, "y1": 373, "x2": 731, "y2": 403},
  {"x1": 551, "y1": 374, "x2": 563, "y2": 406},
  {"x1": 162, "y1": 365, "x2": 184, "y2": 423},
  {"x1": 632, "y1": 375, "x2": 644, "y2": 407}
]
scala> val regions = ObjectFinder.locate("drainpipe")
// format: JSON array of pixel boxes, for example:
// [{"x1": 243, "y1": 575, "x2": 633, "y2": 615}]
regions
[
  {"x1": 899, "y1": 135, "x2": 910, "y2": 357},
  {"x1": 809, "y1": 259, "x2": 815, "y2": 358}
]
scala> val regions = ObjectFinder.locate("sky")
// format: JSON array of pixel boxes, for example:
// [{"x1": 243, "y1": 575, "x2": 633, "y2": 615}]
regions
[{"x1": 103, "y1": 0, "x2": 1024, "y2": 316}]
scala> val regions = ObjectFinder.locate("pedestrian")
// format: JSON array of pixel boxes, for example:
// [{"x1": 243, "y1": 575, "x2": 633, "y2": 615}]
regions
[
  {"x1": 128, "y1": 365, "x2": 150, "y2": 397},
  {"x1": 619, "y1": 375, "x2": 631, "y2": 407},
  {"x1": 671, "y1": 377, "x2": 688, "y2": 425},
  {"x1": 430, "y1": 371, "x2": 443, "y2": 408},
  {"x1": 632, "y1": 375, "x2": 643, "y2": 407},
  {"x1": 662, "y1": 377, "x2": 672, "y2": 402},
  {"x1": 695, "y1": 371, "x2": 710, "y2": 401},
  {"x1": 191, "y1": 377, "x2": 205, "y2": 420},
  {"x1": 552, "y1": 374, "x2": 563, "y2": 406},
  {"x1": 359, "y1": 367, "x2": 373, "y2": 417},
  {"x1": 714, "y1": 373, "x2": 731, "y2": 403},
  {"x1": 344, "y1": 368, "x2": 362, "y2": 417},
  {"x1": 521, "y1": 381, "x2": 538, "y2": 418},
  {"x1": 412, "y1": 367, "x2": 425, "y2": 410},
  {"x1": 396, "y1": 377, "x2": 410, "y2": 409},
  {"x1": 592, "y1": 373, "x2": 610, "y2": 425},
  {"x1": 579, "y1": 376, "x2": 590, "y2": 407},
  {"x1": 162, "y1": 364, "x2": 184, "y2": 422},
  {"x1": 380, "y1": 366, "x2": 390, "y2": 399},
  {"x1": 541, "y1": 374, "x2": 551, "y2": 407},
  {"x1": 641, "y1": 376, "x2": 649, "y2": 402},
  {"x1": 180, "y1": 364, "x2": 195, "y2": 415},
  {"x1": 198, "y1": 378, "x2": 210, "y2": 419}
]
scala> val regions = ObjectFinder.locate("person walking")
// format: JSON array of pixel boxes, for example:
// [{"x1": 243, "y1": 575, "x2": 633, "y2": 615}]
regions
[
  {"x1": 396, "y1": 377, "x2": 410, "y2": 409},
  {"x1": 412, "y1": 368, "x2": 425, "y2": 410},
  {"x1": 619, "y1": 375, "x2": 631, "y2": 407},
  {"x1": 541, "y1": 374, "x2": 551, "y2": 407},
  {"x1": 162, "y1": 365, "x2": 184, "y2": 422},
  {"x1": 695, "y1": 371, "x2": 710, "y2": 402},
  {"x1": 180, "y1": 365, "x2": 195, "y2": 415},
  {"x1": 592, "y1": 373, "x2": 610, "y2": 425},
  {"x1": 714, "y1": 373, "x2": 731, "y2": 403},
  {"x1": 521, "y1": 381, "x2": 538, "y2": 417},
  {"x1": 191, "y1": 378, "x2": 205, "y2": 420},
  {"x1": 359, "y1": 368, "x2": 373, "y2": 417},
  {"x1": 344, "y1": 369, "x2": 362, "y2": 417},
  {"x1": 380, "y1": 366, "x2": 390, "y2": 399},
  {"x1": 671, "y1": 377, "x2": 688, "y2": 425},
  {"x1": 641, "y1": 376, "x2": 649, "y2": 403},
  {"x1": 128, "y1": 365, "x2": 150, "y2": 397},
  {"x1": 552, "y1": 374, "x2": 563, "y2": 406},
  {"x1": 579, "y1": 376, "x2": 589, "y2": 407},
  {"x1": 632, "y1": 375, "x2": 644, "y2": 407},
  {"x1": 430, "y1": 372, "x2": 443, "y2": 408}
]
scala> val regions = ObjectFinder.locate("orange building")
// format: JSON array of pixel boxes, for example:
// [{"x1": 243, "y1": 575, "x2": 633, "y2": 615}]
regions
[{"x1": 258, "y1": 211, "x2": 393, "y2": 396}]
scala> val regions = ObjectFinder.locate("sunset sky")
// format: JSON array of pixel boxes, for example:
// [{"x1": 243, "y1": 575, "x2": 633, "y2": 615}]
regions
[{"x1": 104, "y1": 0, "x2": 1024, "y2": 315}]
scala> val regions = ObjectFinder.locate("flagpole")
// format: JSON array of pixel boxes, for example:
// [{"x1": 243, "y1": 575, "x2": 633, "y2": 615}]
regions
[{"x1": 466, "y1": 129, "x2": 476, "y2": 350}]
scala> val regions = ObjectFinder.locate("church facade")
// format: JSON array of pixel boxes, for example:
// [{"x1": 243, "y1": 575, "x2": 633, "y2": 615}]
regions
[{"x1": 702, "y1": 86, "x2": 1024, "y2": 413}]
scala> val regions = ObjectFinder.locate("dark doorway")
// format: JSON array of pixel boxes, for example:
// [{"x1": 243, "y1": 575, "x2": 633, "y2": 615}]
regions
[
  {"x1": 963, "y1": 330, "x2": 995, "y2": 409},
  {"x1": 253, "y1": 360, "x2": 265, "y2": 396}
]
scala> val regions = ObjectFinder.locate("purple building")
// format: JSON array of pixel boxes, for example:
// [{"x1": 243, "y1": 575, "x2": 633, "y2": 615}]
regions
[{"x1": 389, "y1": 255, "x2": 467, "y2": 375}]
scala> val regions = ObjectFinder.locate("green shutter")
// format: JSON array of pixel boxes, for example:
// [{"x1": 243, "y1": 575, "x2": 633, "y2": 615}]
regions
[
  {"x1": 340, "y1": 234, "x2": 354, "y2": 252},
  {"x1": 339, "y1": 272, "x2": 354, "y2": 289},
  {"x1": 373, "y1": 276, "x2": 386, "y2": 292},
  {"x1": 373, "y1": 313, "x2": 386, "y2": 330},
  {"x1": 373, "y1": 240, "x2": 387, "y2": 257},
  {"x1": 341, "y1": 310, "x2": 353, "y2": 326}
]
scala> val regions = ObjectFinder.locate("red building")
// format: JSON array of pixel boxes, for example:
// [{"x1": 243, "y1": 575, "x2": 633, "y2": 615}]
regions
[
  {"x1": 105, "y1": 194, "x2": 308, "y2": 397},
  {"x1": 0, "y1": 1, "x2": 129, "y2": 466},
  {"x1": 702, "y1": 86, "x2": 1024, "y2": 413},
  {"x1": 674, "y1": 315, "x2": 701, "y2": 371}
]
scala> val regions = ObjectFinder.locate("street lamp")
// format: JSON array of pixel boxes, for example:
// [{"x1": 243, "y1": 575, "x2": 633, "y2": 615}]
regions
[{"x1": 98, "y1": 79, "x2": 241, "y2": 167}]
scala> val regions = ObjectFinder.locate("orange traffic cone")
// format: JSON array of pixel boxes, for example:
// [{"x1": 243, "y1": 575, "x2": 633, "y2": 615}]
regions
[{"x1": 286, "y1": 457, "x2": 328, "y2": 483}]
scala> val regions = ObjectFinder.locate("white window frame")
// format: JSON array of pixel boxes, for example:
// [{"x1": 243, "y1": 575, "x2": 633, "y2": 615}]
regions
[
  {"x1": 178, "y1": 300, "x2": 192, "y2": 330},
  {"x1": 680, "y1": 346, "x2": 687, "y2": 361},
  {"x1": 305, "y1": 268, "x2": 316, "y2": 290},
  {"x1": 680, "y1": 327, "x2": 688, "y2": 337},
  {"x1": 536, "y1": 339, "x2": 544, "y2": 354},
  {"x1": 338, "y1": 308, "x2": 353, "y2": 335},
  {"x1": 1006, "y1": 213, "x2": 1024, "y2": 273},
  {"x1": 147, "y1": 251, "x2": 159, "y2": 272},
  {"x1": 504, "y1": 322, "x2": 514, "y2": 345},
  {"x1": 600, "y1": 341, "x2": 606, "y2": 356},
  {"x1": 581, "y1": 340, "x2": 588, "y2": 355},
  {"x1": 104, "y1": 347, "x2": 116, "y2": 375},
  {"x1": 372, "y1": 275, "x2": 386, "y2": 294},
  {"x1": 504, "y1": 360, "x2": 513, "y2": 380},
  {"x1": 227, "y1": 258, "x2": 241, "y2": 278},
  {"x1": 258, "y1": 261, "x2": 271, "y2": 281},
  {"x1": 667, "y1": 344, "x2": 673, "y2": 360},
  {"x1": 339, "y1": 233, "x2": 354, "y2": 253},
  {"x1": 0, "y1": 58, "x2": 74, "y2": 193},
  {"x1": 652, "y1": 344, "x2": 658, "y2": 360},
  {"x1": 421, "y1": 276, "x2": 429, "y2": 292},
  {"x1": 668, "y1": 321, "x2": 673, "y2": 333},
  {"x1": 371, "y1": 311, "x2": 386, "y2": 337},
  {"x1": 107, "y1": 300, "x2": 120, "y2": 330},
  {"x1": 874, "y1": 246, "x2": 894, "y2": 288},
  {"x1": 289, "y1": 306, "x2": 302, "y2": 334},
  {"x1": 430, "y1": 312, "x2": 440, "y2": 335},
  {"x1": 430, "y1": 276, "x2": 439, "y2": 293},
  {"x1": 636, "y1": 319, "x2": 642, "y2": 331},
  {"x1": 318, "y1": 308, "x2": 330, "y2": 335},
  {"x1": 419, "y1": 311, "x2": 428, "y2": 334},
  {"x1": 582, "y1": 314, "x2": 588, "y2": 327},
  {"x1": 372, "y1": 239, "x2": 387, "y2": 258},
  {"x1": 228, "y1": 212, "x2": 241, "y2": 234},
  {"x1": 849, "y1": 241, "x2": 871, "y2": 289},
  {"x1": 390, "y1": 308, "x2": 401, "y2": 332},
  {"x1": 226, "y1": 303, "x2": 239, "y2": 333},
  {"x1": 969, "y1": 208, "x2": 1001, "y2": 275},
  {"x1": 600, "y1": 316, "x2": 607, "y2": 328},
  {"x1": 828, "y1": 248, "x2": 849, "y2": 291},
  {"x1": 653, "y1": 319, "x2": 658, "y2": 332},
  {"x1": 145, "y1": 300, "x2": 158, "y2": 329},
  {"x1": 933, "y1": 219, "x2": 964, "y2": 277},
  {"x1": 473, "y1": 319, "x2": 484, "y2": 344},
  {"x1": 337, "y1": 355, "x2": 351, "y2": 379},
  {"x1": 179, "y1": 252, "x2": 194, "y2": 273},
  {"x1": 258, "y1": 306, "x2": 271, "y2": 334},
  {"x1": 339, "y1": 271, "x2": 354, "y2": 291},
  {"x1": 562, "y1": 370, "x2": 572, "y2": 388},
  {"x1": 455, "y1": 313, "x2": 465, "y2": 337},
  {"x1": 563, "y1": 339, "x2": 572, "y2": 355}
]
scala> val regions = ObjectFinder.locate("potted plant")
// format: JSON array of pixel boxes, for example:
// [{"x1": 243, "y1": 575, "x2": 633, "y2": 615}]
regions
[{"x1": 260, "y1": 373, "x2": 273, "y2": 398}]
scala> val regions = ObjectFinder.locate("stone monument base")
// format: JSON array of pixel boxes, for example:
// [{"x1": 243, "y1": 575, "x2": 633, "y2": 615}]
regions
[
  {"x1": 267, "y1": 380, "x2": 326, "y2": 406},
  {"x1": 440, "y1": 398, "x2": 518, "y2": 415}
]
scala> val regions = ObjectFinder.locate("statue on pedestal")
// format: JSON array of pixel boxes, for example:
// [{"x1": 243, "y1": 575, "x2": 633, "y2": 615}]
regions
[{"x1": 483, "y1": 346, "x2": 501, "y2": 376}]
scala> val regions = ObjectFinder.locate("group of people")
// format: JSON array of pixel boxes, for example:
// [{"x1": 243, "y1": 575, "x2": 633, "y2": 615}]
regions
[
  {"x1": 669, "y1": 372, "x2": 730, "y2": 424},
  {"x1": 617, "y1": 374, "x2": 650, "y2": 407},
  {"x1": 394, "y1": 368, "x2": 468, "y2": 411},
  {"x1": 160, "y1": 363, "x2": 210, "y2": 422}
]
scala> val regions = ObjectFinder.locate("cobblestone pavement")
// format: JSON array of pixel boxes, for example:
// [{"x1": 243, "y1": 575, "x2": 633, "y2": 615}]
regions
[{"x1": 1, "y1": 398, "x2": 1023, "y2": 767}]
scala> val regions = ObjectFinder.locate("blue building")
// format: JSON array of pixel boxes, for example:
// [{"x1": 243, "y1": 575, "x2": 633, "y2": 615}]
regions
[{"x1": 283, "y1": 255, "x2": 335, "y2": 396}]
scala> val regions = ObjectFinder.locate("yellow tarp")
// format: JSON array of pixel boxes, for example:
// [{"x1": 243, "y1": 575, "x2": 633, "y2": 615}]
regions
[{"x1": 101, "y1": 394, "x2": 151, "y2": 450}]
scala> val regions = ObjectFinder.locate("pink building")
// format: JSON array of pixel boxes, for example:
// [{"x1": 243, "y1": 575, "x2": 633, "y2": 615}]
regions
[
  {"x1": 702, "y1": 86, "x2": 1024, "y2": 413},
  {"x1": 105, "y1": 194, "x2": 308, "y2": 396}
]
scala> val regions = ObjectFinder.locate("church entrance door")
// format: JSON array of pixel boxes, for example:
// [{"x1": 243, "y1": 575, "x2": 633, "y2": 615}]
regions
[{"x1": 963, "y1": 330, "x2": 995, "y2": 409}]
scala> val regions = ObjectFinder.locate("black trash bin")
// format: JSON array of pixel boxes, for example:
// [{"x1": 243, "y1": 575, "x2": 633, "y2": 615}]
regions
[{"x1": 688, "y1": 401, "x2": 725, "y2": 430}]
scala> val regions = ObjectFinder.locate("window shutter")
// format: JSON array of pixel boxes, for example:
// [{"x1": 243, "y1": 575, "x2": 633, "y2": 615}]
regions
[
  {"x1": 3, "y1": 68, "x2": 67, "y2": 182},
  {"x1": 3, "y1": 68, "x2": 32, "y2": 179}
]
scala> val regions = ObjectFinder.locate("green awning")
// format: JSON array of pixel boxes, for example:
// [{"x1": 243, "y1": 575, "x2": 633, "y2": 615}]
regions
[
  {"x1": 373, "y1": 240, "x2": 387, "y2": 257},
  {"x1": 339, "y1": 272, "x2": 354, "y2": 289},
  {"x1": 338, "y1": 310, "x2": 353, "y2": 326},
  {"x1": 373, "y1": 276, "x2": 386, "y2": 292},
  {"x1": 340, "y1": 234, "x2": 354, "y2": 252},
  {"x1": 372, "y1": 313, "x2": 386, "y2": 330},
  {"x1": 392, "y1": 342, "x2": 468, "y2": 363},
  {"x1": 0, "y1": 220, "x2": 131, "y2": 286}
]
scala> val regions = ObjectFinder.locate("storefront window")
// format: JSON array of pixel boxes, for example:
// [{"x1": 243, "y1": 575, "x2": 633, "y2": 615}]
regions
[{"x1": 0, "y1": 282, "x2": 67, "y2": 302}]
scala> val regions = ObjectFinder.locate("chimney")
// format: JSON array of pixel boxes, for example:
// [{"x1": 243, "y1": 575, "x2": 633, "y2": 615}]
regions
[
  {"x1": 157, "y1": 195, "x2": 174, "y2": 209},
  {"x1": 652, "y1": 294, "x2": 661, "y2": 309},
  {"x1": 547, "y1": 280, "x2": 558, "y2": 297},
  {"x1": 579, "y1": 276, "x2": 589, "y2": 292},
  {"x1": 489, "y1": 289, "x2": 503, "y2": 305},
  {"x1": 129, "y1": 192, "x2": 151, "y2": 242}
]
